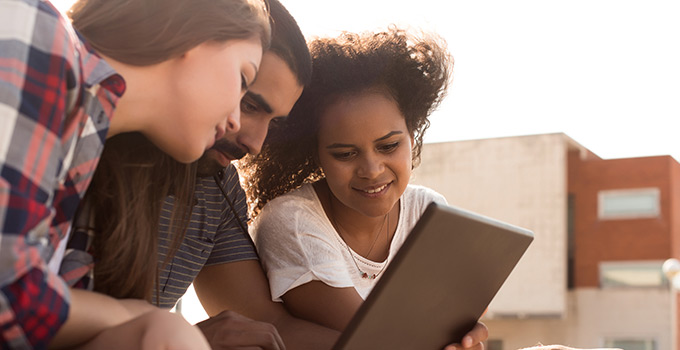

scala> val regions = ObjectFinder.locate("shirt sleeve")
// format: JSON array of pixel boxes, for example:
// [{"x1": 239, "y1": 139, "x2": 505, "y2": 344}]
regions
[
  {"x1": 251, "y1": 194, "x2": 354, "y2": 302},
  {"x1": 1, "y1": 1, "x2": 74, "y2": 348},
  {"x1": 409, "y1": 184, "x2": 448, "y2": 214}
]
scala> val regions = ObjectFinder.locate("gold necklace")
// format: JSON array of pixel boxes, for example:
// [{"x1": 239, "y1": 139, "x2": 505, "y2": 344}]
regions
[{"x1": 328, "y1": 193, "x2": 391, "y2": 280}]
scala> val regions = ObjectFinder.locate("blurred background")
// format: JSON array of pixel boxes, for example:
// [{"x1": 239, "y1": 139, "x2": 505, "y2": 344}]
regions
[
  {"x1": 49, "y1": 1, "x2": 680, "y2": 349},
  {"x1": 52, "y1": 0, "x2": 680, "y2": 161}
]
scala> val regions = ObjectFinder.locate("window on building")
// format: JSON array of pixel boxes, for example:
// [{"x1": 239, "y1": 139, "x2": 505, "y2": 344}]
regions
[
  {"x1": 604, "y1": 338, "x2": 656, "y2": 350},
  {"x1": 600, "y1": 261, "x2": 668, "y2": 288},
  {"x1": 598, "y1": 188, "x2": 660, "y2": 220},
  {"x1": 487, "y1": 339, "x2": 503, "y2": 350}
]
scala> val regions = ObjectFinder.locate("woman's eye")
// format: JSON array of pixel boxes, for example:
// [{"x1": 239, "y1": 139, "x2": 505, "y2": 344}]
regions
[
  {"x1": 331, "y1": 151, "x2": 356, "y2": 160},
  {"x1": 378, "y1": 142, "x2": 399, "y2": 153},
  {"x1": 241, "y1": 74, "x2": 248, "y2": 91}
]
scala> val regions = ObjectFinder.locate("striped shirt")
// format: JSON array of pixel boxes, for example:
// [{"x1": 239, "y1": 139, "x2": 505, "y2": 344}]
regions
[
  {"x1": 0, "y1": 0, "x2": 123, "y2": 348},
  {"x1": 154, "y1": 164, "x2": 258, "y2": 308}
]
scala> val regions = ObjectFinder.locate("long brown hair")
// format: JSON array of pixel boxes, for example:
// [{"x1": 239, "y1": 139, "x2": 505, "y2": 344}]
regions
[
  {"x1": 69, "y1": 0, "x2": 270, "y2": 66},
  {"x1": 85, "y1": 134, "x2": 195, "y2": 300},
  {"x1": 70, "y1": 0, "x2": 271, "y2": 300}
]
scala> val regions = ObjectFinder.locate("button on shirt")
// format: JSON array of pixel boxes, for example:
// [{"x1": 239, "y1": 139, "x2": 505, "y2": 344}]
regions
[{"x1": 0, "y1": 0, "x2": 124, "y2": 348}]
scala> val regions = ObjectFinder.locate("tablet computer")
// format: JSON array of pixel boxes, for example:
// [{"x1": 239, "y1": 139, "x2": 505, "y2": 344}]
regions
[{"x1": 333, "y1": 202, "x2": 534, "y2": 350}]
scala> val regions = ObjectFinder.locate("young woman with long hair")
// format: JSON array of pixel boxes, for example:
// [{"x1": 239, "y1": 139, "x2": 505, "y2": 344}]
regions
[{"x1": 0, "y1": 0, "x2": 270, "y2": 348}]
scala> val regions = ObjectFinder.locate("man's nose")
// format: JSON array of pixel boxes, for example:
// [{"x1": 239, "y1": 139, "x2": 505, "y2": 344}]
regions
[
  {"x1": 242, "y1": 120, "x2": 270, "y2": 155},
  {"x1": 225, "y1": 106, "x2": 241, "y2": 133}
]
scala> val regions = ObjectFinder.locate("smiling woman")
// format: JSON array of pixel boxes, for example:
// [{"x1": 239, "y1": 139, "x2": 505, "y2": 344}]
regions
[
  {"x1": 242, "y1": 27, "x2": 451, "y2": 217},
  {"x1": 240, "y1": 27, "x2": 489, "y2": 349},
  {"x1": 316, "y1": 91, "x2": 414, "y2": 220}
]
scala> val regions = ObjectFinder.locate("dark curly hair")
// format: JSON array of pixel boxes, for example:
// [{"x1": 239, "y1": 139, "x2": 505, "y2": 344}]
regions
[{"x1": 240, "y1": 27, "x2": 452, "y2": 217}]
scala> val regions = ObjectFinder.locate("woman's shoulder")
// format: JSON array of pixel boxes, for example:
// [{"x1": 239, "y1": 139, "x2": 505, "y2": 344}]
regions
[
  {"x1": 252, "y1": 183, "x2": 324, "y2": 230},
  {"x1": 261, "y1": 183, "x2": 319, "y2": 212},
  {"x1": 403, "y1": 184, "x2": 447, "y2": 205},
  {"x1": 250, "y1": 184, "x2": 334, "y2": 251},
  {"x1": 396, "y1": 185, "x2": 447, "y2": 226}
]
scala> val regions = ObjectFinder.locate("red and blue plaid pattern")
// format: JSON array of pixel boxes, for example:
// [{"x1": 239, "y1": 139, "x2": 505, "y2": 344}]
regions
[{"x1": 0, "y1": 0, "x2": 123, "y2": 348}]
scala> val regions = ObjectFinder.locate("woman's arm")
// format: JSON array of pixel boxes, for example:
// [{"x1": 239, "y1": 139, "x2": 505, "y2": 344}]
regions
[
  {"x1": 50, "y1": 288, "x2": 209, "y2": 350},
  {"x1": 1, "y1": 2, "x2": 83, "y2": 347},
  {"x1": 64, "y1": 310, "x2": 210, "y2": 350},
  {"x1": 282, "y1": 281, "x2": 363, "y2": 332},
  {"x1": 50, "y1": 288, "x2": 152, "y2": 348},
  {"x1": 283, "y1": 282, "x2": 488, "y2": 350},
  {"x1": 195, "y1": 260, "x2": 340, "y2": 349}
]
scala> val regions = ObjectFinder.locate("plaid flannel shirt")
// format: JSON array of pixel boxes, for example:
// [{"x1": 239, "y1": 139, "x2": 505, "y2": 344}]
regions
[{"x1": 0, "y1": 0, "x2": 124, "y2": 348}]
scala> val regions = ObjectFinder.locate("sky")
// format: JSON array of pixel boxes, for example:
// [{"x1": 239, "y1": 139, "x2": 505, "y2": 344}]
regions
[{"x1": 52, "y1": 0, "x2": 680, "y2": 161}]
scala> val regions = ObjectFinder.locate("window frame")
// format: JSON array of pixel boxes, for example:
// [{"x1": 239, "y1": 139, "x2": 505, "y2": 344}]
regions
[
  {"x1": 603, "y1": 337, "x2": 657, "y2": 350},
  {"x1": 598, "y1": 187, "x2": 661, "y2": 220},
  {"x1": 599, "y1": 260, "x2": 668, "y2": 289}
]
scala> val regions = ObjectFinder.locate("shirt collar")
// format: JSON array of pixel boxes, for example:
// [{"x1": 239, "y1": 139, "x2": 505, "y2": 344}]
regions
[{"x1": 75, "y1": 30, "x2": 126, "y2": 97}]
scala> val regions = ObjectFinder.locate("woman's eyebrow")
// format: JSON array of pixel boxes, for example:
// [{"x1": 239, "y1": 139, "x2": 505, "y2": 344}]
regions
[
  {"x1": 325, "y1": 131, "x2": 404, "y2": 150},
  {"x1": 375, "y1": 131, "x2": 403, "y2": 142},
  {"x1": 326, "y1": 143, "x2": 354, "y2": 149}
]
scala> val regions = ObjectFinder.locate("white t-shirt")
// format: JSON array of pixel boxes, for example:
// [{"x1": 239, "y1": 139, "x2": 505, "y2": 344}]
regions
[{"x1": 250, "y1": 183, "x2": 447, "y2": 301}]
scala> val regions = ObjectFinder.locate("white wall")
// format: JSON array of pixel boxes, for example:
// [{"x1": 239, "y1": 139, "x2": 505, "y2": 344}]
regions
[
  {"x1": 412, "y1": 133, "x2": 572, "y2": 316},
  {"x1": 482, "y1": 288, "x2": 671, "y2": 350}
]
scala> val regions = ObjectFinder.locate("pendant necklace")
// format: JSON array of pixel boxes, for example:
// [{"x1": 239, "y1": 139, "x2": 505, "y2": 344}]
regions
[{"x1": 328, "y1": 193, "x2": 391, "y2": 280}]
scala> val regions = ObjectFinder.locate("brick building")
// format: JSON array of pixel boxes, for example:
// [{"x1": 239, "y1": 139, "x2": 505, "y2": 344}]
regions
[{"x1": 411, "y1": 133, "x2": 680, "y2": 350}]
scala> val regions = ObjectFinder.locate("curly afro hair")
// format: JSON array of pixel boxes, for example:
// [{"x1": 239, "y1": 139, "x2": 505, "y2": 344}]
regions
[{"x1": 240, "y1": 26, "x2": 452, "y2": 217}]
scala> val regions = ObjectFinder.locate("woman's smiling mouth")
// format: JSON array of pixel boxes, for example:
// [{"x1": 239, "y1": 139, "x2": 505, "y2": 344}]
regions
[{"x1": 356, "y1": 182, "x2": 391, "y2": 195}]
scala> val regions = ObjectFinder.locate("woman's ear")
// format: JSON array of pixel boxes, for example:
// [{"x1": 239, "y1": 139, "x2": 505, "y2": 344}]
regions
[{"x1": 175, "y1": 41, "x2": 212, "y2": 62}]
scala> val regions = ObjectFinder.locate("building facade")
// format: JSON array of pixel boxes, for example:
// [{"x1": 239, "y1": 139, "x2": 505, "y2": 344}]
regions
[{"x1": 411, "y1": 133, "x2": 680, "y2": 350}]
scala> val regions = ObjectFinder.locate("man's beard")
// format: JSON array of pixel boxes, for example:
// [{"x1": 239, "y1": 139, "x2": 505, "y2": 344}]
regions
[{"x1": 196, "y1": 139, "x2": 247, "y2": 176}]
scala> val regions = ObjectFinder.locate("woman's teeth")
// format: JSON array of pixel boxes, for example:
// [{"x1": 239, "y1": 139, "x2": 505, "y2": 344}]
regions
[{"x1": 364, "y1": 184, "x2": 388, "y2": 194}]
